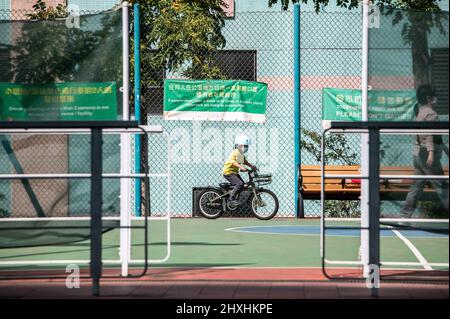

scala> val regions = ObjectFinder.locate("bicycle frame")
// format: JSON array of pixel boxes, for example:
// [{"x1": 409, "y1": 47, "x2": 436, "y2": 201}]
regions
[{"x1": 208, "y1": 170, "x2": 264, "y2": 208}]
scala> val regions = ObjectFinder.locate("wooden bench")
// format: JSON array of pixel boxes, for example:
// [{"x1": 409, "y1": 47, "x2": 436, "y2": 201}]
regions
[{"x1": 299, "y1": 165, "x2": 449, "y2": 215}]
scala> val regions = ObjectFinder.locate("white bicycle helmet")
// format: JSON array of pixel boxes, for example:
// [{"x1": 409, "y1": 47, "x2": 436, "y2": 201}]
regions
[
  {"x1": 234, "y1": 134, "x2": 251, "y2": 146},
  {"x1": 234, "y1": 134, "x2": 251, "y2": 154}
]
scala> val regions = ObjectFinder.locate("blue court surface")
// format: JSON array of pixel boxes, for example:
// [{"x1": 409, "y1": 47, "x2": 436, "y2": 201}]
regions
[{"x1": 226, "y1": 225, "x2": 449, "y2": 238}]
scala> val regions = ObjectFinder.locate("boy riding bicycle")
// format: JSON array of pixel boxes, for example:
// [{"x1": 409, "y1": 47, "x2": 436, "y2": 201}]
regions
[{"x1": 222, "y1": 135, "x2": 257, "y2": 206}]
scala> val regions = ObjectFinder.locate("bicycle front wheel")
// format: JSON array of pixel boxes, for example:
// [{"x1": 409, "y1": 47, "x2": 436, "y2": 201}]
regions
[{"x1": 250, "y1": 189, "x2": 279, "y2": 220}]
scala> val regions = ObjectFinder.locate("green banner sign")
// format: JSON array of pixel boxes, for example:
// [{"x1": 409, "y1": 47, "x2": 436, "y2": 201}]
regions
[
  {"x1": 322, "y1": 88, "x2": 416, "y2": 121},
  {"x1": 0, "y1": 82, "x2": 118, "y2": 121},
  {"x1": 164, "y1": 79, "x2": 268, "y2": 123}
]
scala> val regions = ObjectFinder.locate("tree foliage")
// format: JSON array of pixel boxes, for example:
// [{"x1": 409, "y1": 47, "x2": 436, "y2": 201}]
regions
[
  {"x1": 300, "y1": 128, "x2": 361, "y2": 217},
  {"x1": 132, "y1": 0, "x2": 227, "y2": 85},
  {"x1": 12, "y1": 0, "x2": 122, "y2": 85},
  {"x1": 269, "y1": 0, "x2": 446, "y2": 87},
  {"x1": 26, "y1": 0, "x2": 67, "y2": 20},
  {"x1": 300, "y1": 128, "x2": 358, "y2": 165},
  {"x1": 268, "y1": 0, "x2": 442, "y2": 12}
]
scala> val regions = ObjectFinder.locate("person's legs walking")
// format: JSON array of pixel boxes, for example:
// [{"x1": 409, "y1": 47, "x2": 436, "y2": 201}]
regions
[
  {"x1": 402, "y1": 155, "x2": 425, "y2": 217},
  {"x1": 403, "y1": 151, "x2": 449, "y2": 216},
  {"x1": 402, "y1": 180, "x2": 425, "y2": 217},
  {"x1": 421, "y1": 159, "x2": 449, "y2": 213}
]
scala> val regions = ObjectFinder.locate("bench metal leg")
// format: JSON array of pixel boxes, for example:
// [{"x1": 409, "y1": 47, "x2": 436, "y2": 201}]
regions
[{"x1": 298, "y1": 192, "x2": 305, "y2": 218}]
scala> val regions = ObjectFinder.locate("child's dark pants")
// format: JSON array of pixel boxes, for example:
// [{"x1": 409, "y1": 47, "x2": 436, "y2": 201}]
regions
[{"x1": 223, "y1": 174, "x2": 245, "y2": 200}]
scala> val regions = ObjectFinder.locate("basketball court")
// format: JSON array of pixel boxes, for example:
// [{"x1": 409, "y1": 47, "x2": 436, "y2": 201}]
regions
[
  {"x1": 0, "y1": 1, "x2": 448, "y2": 300},
  {"x1": 0, "y1": 218, "x2": 448, "y2": 298}
]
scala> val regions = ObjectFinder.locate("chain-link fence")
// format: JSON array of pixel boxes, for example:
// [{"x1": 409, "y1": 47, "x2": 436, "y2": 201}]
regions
[
  {"x1": 1, "y1": 4, "x2": 447, "y2": 220},
  {"x1": 299, "y1": 11, "x2": 362, "y2": 217},
  {"x1": 299, "y1": 8, "x2": 449, "y2": 219},
  {"x1": 368, "y1": 8, "x2": 449, "y2": 219},
  {"x1": 0, "y1": 7, "x2": 124, "y2": 218},
  {"x1": 138, "y1": 10, "x2": 296, "y2": 217}
]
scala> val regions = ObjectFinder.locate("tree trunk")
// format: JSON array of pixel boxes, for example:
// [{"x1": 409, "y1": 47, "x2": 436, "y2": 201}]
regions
[{"x1": 411, "y1": 22, "x2": 431, "y2": 88}]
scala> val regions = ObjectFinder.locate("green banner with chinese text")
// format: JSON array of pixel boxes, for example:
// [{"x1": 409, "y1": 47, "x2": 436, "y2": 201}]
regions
[
  {"x1": 0, "y1": 82, "x2": 118, "y2": 121},
  {"x1": 164, "y1": 79, "x2": 268, "y2": 123},
  {"x1": 322, "y1": 88, "x2": 416, "y2": 121}
]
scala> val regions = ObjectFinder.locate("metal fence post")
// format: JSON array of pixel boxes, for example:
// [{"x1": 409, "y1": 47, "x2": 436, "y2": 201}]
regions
[
  {"x1": 134, "y1": 3, "x2": 142, "y2": 217},
  {"x1": 90, "y1": 128, "x2": 103, "y2": 296},
  {"x1": 120, "y1": 0, "x2": 131, "y2": 277},
  {"x1": 368, "y1": 127, "x2": 380, "y2": 296},
  {"x1": 294, "y1": 3, "x2": 302, "y2": 218},
  {"x1": 361, "y1": 0, "x2": 371, "y2": 278}
]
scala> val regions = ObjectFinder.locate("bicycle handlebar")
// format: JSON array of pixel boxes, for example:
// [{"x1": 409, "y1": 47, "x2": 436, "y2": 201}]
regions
[{"x1": 247, "y1": 168, "x2": 259, "y2": 178}]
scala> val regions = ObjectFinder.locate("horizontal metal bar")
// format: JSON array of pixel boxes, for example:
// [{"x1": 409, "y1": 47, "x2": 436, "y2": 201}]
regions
[
  {"x1": 0, "y1": 173, "x2": 170, "y2": 179},
  {"x1": 11, "y1": 217, "x2": 442, "y2": 224},
  {"x1": 132, "y1": 216, "x2": 170, "y2": 221},
  {"x1": 324, "y1": 259, "x2": 449, "y2": 267},
  {"x1": 0, "y1": 259, "x2": 176, "y2": 266},
  {"x1": 324, "y1": 259, "x2": 363, "y2": 265},
  {"x1": 380, "y1": 175, "x2": 449, "y2": 180},
  {"x1": 0, "y1": 125, "x2": 163, "y2": 134},
  {"x1": 381, "y1": 261, "x2": 449, "y2": 267},
  {"x1": 0, "y1": 260, "x2": 120, "y2": 266},
  {"x1": 380, "y1": 218, "x2": 449, "y2": 223},
  {"x1": 329, "y1": 121, "x2": 449, "y2": 130},
  {"x1": 325, "y1": 226, "x2": 369, "y2": 230},
  {"x1": 326, "y1": 129, "x2": 449, "y2": 135},
  {"x1": 379, "y1": 129, "x2": 449, "y2": 135},
  {"x1": 323, "y1": 174, "x2": 448, "y2": 180},
  {"x1": 0, "y1": 216, "x2": 170, "y2": 222},
  {"x1": 324, "y1": 175, "x2": 366, "y2": 179},
  {"x1": 0, "y1": 120, "x2": 139, "y2": 129},
  {"x1": 324, "y1": 218, "x2": 449, "y2": 223},
  {"x1": 0, "y1": 174, "x2": 89, "y2": 179},
  {"x1": 2, "y1": 259, "x2": 444, "y2": 268}
]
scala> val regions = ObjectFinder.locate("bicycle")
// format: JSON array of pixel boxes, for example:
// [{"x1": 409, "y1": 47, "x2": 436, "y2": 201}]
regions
[{"x1": 197, "y1": 169, "x2": 279, "y2": 220}]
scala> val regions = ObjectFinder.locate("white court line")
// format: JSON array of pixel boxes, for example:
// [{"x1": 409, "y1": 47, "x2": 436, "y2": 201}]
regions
[
  {"x1": 224, "y1": 225, "x2": 449, "y2": 239},
  {"x1": 391, "y1": 229, "x2": 433, "y2": 271}
]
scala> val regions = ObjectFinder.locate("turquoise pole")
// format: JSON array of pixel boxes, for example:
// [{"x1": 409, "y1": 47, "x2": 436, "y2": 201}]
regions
[
  {"x1": 134, "y1": 3, "x2": 142, "y2": 217},
  {"x1": 294, "y1": 4, "x2": 302, "y2": 217}
]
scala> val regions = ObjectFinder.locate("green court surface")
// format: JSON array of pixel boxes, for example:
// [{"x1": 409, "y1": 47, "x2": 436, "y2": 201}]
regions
[{"x1": 0, "y1": 218, "x2": 448, "y2": 272}]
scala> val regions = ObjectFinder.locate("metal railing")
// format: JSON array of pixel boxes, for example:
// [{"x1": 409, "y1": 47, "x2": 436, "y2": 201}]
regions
[
  {"x1": 320, "y1": 121, "x2": 449, "y2": 290},
  {"x1": 0, "y1": 121, "x2": 171, "y2": 296}
]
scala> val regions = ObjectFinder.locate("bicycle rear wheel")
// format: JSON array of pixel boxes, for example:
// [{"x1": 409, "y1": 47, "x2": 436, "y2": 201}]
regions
[{"x1": 198, "y1": 189, "x2": 224, "y2": 219}]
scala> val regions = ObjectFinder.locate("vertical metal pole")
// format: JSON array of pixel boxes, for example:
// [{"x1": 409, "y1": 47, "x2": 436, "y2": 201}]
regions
[
  {"x1": 90, "y1": 128, "x2": 103, "y2": 297},
  {"x1": 294, "y1": 3, "x2": 302, "y2": 218},
  {"x1": 361, "y1": 0, "x2": 371, "y2": 278},
  {"x1": 368, "y1": 128, "x2": 380, "y2": 297},
  {"x1": 320, "y1": 130, "x2": 326, "y2": 267},
  {"x1": 134, "y1": 3, "x2": 142, "y2": 217},
  {"x1": 120, "y1": 1, "x2": 131, "y2": 277}
]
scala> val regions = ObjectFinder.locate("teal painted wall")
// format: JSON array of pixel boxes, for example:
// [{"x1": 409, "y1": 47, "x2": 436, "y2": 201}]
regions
[
  {"x1": 234, "y1": 0, "x2": 449, "y2": 12},
  {"x1": 0, "y1": 0, "x2": 9, "y2": 10},
  {"x1": 0, "y1": 0, "x2": 10, "y2": 20},
  {"x1": 299, "y1": 8, "x2": 449, "y2": 216},
  {"x1": 147, "y1": 10, "x2": 296, "y2": 216},
  {"x1": 141, "y1": 2, "x2": 448, "y2": 216},
  {"x1": 67, "y1": 0, "x2": 120, "y2": 11}
]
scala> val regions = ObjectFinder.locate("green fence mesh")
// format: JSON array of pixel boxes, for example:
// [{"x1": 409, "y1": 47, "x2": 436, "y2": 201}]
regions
[{"x1": 0, "y1": 7, "x2": 124, "y2": 218}]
